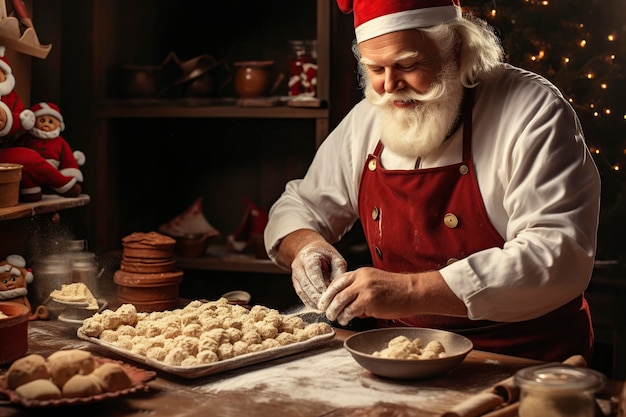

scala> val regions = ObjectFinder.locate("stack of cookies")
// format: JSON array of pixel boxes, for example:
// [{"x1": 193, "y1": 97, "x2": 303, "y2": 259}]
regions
[{"x1": 113, "y1": 231, "x2": 183, "y2": 312}]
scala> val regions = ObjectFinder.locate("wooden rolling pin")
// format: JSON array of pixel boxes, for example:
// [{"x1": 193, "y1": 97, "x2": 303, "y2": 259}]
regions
[{"x1": 441, "y1": 355, "x2": 587, "y2": 417}]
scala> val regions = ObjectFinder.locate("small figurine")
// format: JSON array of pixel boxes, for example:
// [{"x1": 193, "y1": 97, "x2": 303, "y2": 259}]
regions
[
  {"x1": 0, "y1": 254, "x2": 48, "y2": 320},
  {"x1": 227, "y1": 198, "x2": 269, "y2": 258},
  {"x1": 17, "y1": 102, "x2": 85, "y2": 183},
  {"x1": 0, "y1": 45, "x2": 81, "y2": 202}
]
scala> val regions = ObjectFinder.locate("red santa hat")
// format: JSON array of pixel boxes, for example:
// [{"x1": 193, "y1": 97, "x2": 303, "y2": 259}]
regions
[
  {"x1": 31, "y1": 102, "x2": 65, "y2": 131},
  {"x1": 337, "y1": 0, "x2": 462, "y2": 43},
  {"x1": 0, "y1": 46, "x2": 12, "y2": 76}
]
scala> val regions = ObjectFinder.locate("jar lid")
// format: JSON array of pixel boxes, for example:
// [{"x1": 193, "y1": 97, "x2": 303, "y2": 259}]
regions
[{"x1": 515, "y1": 363, "x2": 606, "y2": 393}]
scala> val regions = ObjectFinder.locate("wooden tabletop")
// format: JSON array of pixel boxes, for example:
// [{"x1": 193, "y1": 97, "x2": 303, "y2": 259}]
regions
[{"x1": 1, "y1": 319, "x2": 623, "y2": 416}]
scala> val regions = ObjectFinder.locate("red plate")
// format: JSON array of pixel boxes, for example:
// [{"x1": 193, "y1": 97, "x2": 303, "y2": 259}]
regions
[{"x1": 0, "y1": 356, "x2": 156, "y2": 407}]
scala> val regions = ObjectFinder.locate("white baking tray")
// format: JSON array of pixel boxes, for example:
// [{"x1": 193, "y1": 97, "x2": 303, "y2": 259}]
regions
[{"x1": 77, "y1": 323, "x2": 335, "y2": 379}]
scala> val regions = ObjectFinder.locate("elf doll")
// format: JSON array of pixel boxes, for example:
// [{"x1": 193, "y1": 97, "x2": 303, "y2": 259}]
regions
[
  {"x1": 0, "y1": 46, "x2": 81, "y2": 201},
  {"x1": 17, "y1": 102, "x2": 85, "y2": 184}
]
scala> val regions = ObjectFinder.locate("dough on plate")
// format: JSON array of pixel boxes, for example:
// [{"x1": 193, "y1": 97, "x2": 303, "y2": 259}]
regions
[
  {"x1": 5, "y1": 354, "x2": 50, "y2": 390},
  {"x1": 62, "y1": 374, "x2": 102, "y2": 397},
  {"x1": 14, "y1": 379, "x2": 62, "y2": 400}
]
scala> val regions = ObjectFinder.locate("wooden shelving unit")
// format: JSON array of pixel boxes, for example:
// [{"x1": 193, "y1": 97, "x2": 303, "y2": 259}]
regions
[
  {"x1": 88, "y1": 0, "x2": 332, "y2": 263},
  {"x1": 0, "y1": 194, "x2": 90, "y2": 221}
]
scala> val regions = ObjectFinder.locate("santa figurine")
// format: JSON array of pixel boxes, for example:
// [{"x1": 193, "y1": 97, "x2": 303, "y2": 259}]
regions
[
  {"x1": 0, "y1": 45, "x2": 81, "y2": 202},
  {"x1": 17, "y1": 102, "x2": 85, "y2": 183},
  {"x1": 0, "y1": 254, "x2": 49, "y2": 320}
]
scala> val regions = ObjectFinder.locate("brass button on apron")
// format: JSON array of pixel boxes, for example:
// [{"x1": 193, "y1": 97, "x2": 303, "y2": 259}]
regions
[
  {"x1": 368, "y1": 158, "x2": 377, "y2": 171},
  {"x1": 371, "y1": 206, "x2": 380, "y2": 221},
  {"x1": 444, "y1": 213, "x2": 459, "y2": 228},
  {"x1": 459, "y1": 164, "x2": 469, "y2": 175},
  {"x1": 374, "y1": 246, "x2": 383, "y2": 260}
]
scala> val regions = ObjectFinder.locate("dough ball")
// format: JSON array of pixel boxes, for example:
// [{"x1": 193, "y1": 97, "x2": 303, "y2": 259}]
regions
[
  {"x1": 232, "y1": 340, "x2": 249, "y2": 356},
  {"x1": 225, "y1": 327, "x2": 242, "y2": 343},
  {"x1": 254, "y1": 322, "x2": 278, "y2": 340},
  {"x1": 198, "y1": 336, "x2": 219, "y2": 352},
  {"x1": 182, "y1": 323, "x2": 203, "y2": 338},
  {"x1": 241, "y1": 330, "x2": 262, "y2": 345},
  {"x1": 91, "y1": 363, "x2": 133, "y2": 392},
  {"x1": 388, "y1": 335, "x2": 411, "y2": 347},
  {"x1": 47, "y1": 349, "x2": 97, "y2": 388},
  {"x1": 303, "y1": 322, "x2": 332, "y2": 338},
  {"x1": 146, "y1": 346, "x2": 168, "y2": 362},
  {"x1": 62, "y1": 374, "x2": 102, "y2": 397},
  {"x1": 275, "y1": 332, "x2": 297, "y2": 346},
  {"x1": 6, "y1": 354, "x2": 50, "y2": 390},
  {"x1": 15, "y1": 379, "x2": 62, "y2": 400},
  {"x1": 99, "y1": 329, "x2": 119, "y2": 343},
  {"x1": 423, "y1": 340, "x2": 445, "y2": 355},
  {"x1": 164, "y1": 346, "x2": 187, "y2": 366},
  {"x1": 81, "y1": 318, "x2": 104, "y2": 337},
  {"x1": 217, "y1": 343, "x2": 234, "y2": 360},
  {"x1": 116, "y1": 303, "x2": 138, "y2": 326},
  {"x1": 196, "y1": 349, "x2": 219, "y2": 364},
  {"x1": 279, "y1": 316, "x2": 305, "y2": 333},
  {"x1": 261, "y1": 338, "x2": 281, "y2": 349}
]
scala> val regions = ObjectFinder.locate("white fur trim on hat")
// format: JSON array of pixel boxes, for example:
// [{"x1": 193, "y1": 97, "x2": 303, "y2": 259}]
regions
[
  {"x1": 6, "y1": 254, "x2": 26, "y2": 268},
  {"x1": 355, "y1": 5, "x2": 461, "y2": 43},
  {"x1": 0, "y1": 46, "x2": 12, "y2": 75},
  {"x1": 33, "y1": 102, "x2": 65, "y2": 131}
]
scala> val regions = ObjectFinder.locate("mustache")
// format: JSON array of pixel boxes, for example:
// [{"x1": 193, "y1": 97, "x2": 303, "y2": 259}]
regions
[{"x1": 366, "y1": 80, "x2": 447, "y2": 108}]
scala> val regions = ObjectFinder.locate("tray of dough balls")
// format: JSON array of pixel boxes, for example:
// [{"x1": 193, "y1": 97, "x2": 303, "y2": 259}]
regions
[
  {"x1": 77, "y1": 298, "x2": 335, "y2": 379},
  {"x1": 0, "y1": 350, "x2": 156, "y2": 407}
]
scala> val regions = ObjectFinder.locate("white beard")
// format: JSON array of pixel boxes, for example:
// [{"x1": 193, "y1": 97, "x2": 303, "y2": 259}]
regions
[
  {"x1": 30, "y1": 127, "x2": 61, "y2": 139},
  {"x1": 365, "y1": 60, "x2": 465, "y2": 159},
  {"x1": 0, "y1": 73, "x2": 16, "y2": 96},
  {"x1": 0, "y1": 287, "x2": 27, "y2": 300}
]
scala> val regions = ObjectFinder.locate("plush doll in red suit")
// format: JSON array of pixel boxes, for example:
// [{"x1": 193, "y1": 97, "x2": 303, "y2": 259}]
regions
[
  {"x1": 17, "y1": 102, "x2": 85, "y2": 183},
  {"x1": 0, "y1": 45, "x2": 81, "y2": 202}
]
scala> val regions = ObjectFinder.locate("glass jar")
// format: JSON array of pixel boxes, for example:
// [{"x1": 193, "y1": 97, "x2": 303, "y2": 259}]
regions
[
  {"x1": 71, "y1": 251, "x2": 98, "y2": 289},
  {"x1": 515, "y1": 363, "x2": 606, "y2": 417},
  {"x1": 287, "y1": 40, "x2": 317, "y2": 97}
]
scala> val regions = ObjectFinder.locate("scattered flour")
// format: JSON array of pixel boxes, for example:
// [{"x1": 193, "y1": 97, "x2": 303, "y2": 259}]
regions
[{"x1": 199, "y1": 344, "x2": 457, "y2": 411}]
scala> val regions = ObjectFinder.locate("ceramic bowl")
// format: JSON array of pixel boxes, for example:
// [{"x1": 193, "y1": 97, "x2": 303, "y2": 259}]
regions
[
  {"x1": 344, "y1": 327, "x2": 473, "y2": 379},
  {"x1": 0, "y1": 302, "x2": 30, "y2": 364}
]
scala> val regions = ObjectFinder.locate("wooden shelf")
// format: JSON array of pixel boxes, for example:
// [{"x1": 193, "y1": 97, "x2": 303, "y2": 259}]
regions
[
  {"x1": 0, "y1": 194, "x2": 90, "y2": 221},
  {"x1": 95, "y1": 100, "x2": 329, "y2": 119},
  {"x1": 176, "y1": 255, "x2": 286, "y2": 274},
  {"x1": 175, "y1": 244, "x2": 287, "y2": 274}
]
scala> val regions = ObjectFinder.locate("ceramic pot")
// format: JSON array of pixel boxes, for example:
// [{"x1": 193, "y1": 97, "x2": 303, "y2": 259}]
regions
[
  {"x1": 0, "y1": 163, "x2": 22, "y2": 208},
  {"x1": 0, "y1": 302, "x2": 29, "y2": 364},
  {"x1": 113, "y1": 269, "x2": 183, "y2": 312},
  {"x1": 233, "y1": 61, "x2": 275, "y2": 98}
]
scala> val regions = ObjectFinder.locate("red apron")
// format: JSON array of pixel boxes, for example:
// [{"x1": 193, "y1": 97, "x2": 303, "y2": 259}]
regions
[{"x1": 357, "y1": 90, "x2": 593, "y2": 362}]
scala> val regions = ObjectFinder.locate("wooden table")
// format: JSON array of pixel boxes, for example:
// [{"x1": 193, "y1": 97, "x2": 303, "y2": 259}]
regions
[{"x1": 1, "y1": 319, "x2": 623, "y2": 416}]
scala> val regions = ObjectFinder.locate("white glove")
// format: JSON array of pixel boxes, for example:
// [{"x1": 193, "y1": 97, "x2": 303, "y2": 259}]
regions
[
  {"x1": 317, "y1": 273, "x2": 356, "y2": 325},
  {"x1": 291, "y1": 242, "x2": 347, "y2": 310}
]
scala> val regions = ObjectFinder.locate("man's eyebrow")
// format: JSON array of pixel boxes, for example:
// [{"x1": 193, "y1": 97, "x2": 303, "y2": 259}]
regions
[{"x1": 359, "y1": 51, "x2": 420, "y2": 66}]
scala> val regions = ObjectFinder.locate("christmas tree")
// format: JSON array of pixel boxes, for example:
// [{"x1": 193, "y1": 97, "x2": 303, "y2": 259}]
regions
[{"x1": 464, "y1": 0, "x2": 626, "y2": 262}]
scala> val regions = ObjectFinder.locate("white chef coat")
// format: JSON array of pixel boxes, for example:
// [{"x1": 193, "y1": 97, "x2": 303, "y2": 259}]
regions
[{"x1": 265, "y1": 63, "x2": 601, "y2": 323}]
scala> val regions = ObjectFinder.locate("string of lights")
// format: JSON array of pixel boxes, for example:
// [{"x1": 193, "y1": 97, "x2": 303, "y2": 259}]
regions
[{"x1": 463, "y1": 0, "x2": 626, "y2": 260}]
